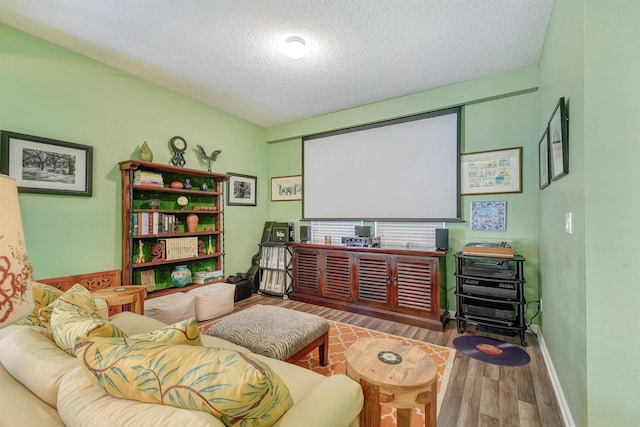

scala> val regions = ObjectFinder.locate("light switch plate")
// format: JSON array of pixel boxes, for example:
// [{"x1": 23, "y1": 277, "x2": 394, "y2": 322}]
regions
[{"x1": 565, "y1": 212, "x2": 573, "y2": 234}]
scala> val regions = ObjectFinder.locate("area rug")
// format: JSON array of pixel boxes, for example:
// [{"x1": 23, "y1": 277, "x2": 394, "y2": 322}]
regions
[
  {"x1": 453, "y1": 335, "x2": 530, "y2": 366},
  {"x1": 200, "y1": 318, "x2": 455, "y2": 427}
]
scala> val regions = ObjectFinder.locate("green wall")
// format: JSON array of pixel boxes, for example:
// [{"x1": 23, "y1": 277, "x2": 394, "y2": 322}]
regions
[
  {"x1": 538, "y1": 1, "x2": 640, "y2": 426},
  {"x1": 265, "y1": 68, "x2": 541, "y2": 320},
  {"x1": 584, "y1": 2, "x2": 640, "y2": 426},
  {"x1": 537, "y1": 1, "x2": 587, "y2": 425},
  {"x1": 0, "y1": 24, "x2": 270, "y2": 278}
]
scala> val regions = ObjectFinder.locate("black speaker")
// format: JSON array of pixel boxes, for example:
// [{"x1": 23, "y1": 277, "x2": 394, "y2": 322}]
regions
[
  {"x1": 355, "y1": 225, "x2": 371, "y2": 237},
  {"x1": 435, "y1": 228, "x2": 449, "y2": 251},
  {"x1": 300, "y1": 225, "x2": 311, "y2": 242}
]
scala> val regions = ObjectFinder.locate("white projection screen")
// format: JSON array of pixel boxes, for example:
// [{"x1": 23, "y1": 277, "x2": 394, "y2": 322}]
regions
[{"x1": 302, "y1": 107, "x2": 461, "y2": 221}]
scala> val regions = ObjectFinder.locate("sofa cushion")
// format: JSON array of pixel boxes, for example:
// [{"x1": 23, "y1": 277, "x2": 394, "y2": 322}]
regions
[
  {"x1": 58, "y1": 366, "x2": 223, "y2": 427},
  {"x1": 39, "y1": 283, "x2": 103, "y2": 328},
  {"x1": 127, "y1": 316, "x2": 202, "y2": 346},
  {"x1": 0, "y1": 327, "x2": 78, "y2": 408},
  {"x1": 75, "y1": 337, "x2": 294, "y2": 427},
  {"x1": 50, "y1": 302, "x2": 125, "y2": 356},
  {"x1": 0, "y1": 363, "x2": 66, "y2": 426},
  {"x1": 15, "y1": 281, "x2": 63, "y2": 327}
]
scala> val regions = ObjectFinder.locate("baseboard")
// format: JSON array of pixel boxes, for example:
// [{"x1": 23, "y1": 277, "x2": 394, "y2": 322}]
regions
[{"x1": 530, "y1": 325, "x2": 575, "y2": 427}]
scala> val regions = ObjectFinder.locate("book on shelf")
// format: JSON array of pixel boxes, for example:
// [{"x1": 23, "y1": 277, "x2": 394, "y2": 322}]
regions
[
  {"x1": 193, "y1": 270, "x2": 224, "y2": 284},
  {"x1": 133, "y1": 170, "x2": 164, "y2": 186},
  {"x1": 161, "y1": 237, "x2": 198, "y2": 260},
  {"x1": 132, "y1": 213, "x2": 177, "y2": 236}
]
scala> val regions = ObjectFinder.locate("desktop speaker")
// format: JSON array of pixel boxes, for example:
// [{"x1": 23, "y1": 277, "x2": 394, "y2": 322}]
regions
[
  {"x1": 435, "y1": 228, "x2": 449, "y2": 251},
  {"x1": 300, "y1": 225, "x2": 311, "y2": 242}
]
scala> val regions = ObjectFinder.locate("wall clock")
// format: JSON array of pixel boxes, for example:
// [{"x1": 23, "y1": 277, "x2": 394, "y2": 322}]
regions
[
  {"x1": 177, "y1": 195, "x2": 188, "y2": 210},
  {"x1": 170, "y1": 136, "x2": 187, "y2": 167}
]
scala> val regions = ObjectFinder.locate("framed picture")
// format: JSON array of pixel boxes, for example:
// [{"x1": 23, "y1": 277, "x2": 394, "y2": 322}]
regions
[
  {"x1": 549, "y1": 97, "x2": 569, "y2": 180},
  {"x1": 460, "y1": 147, "x2": 522, "y2": 195},
  {"x1": 470, "y1": 201, "x2": 507, "y2": 231},
  {"x1": 226, "y1": 173, "x2": 257, "y2": 206},
  {"x1": 0, "y1": 131, "x2": 93, "y2": 196},
  {"x1": 271, "y1": 175, "x2": 302, "y2": 201},
  {"x1": 538, "y1": 127, "x2": 550, "y2": 189}
]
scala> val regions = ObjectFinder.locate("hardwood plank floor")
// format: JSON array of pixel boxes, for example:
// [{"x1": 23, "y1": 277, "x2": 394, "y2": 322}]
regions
[{"x1": 228, "y1": 294, "x2": 565, "y2": 427}]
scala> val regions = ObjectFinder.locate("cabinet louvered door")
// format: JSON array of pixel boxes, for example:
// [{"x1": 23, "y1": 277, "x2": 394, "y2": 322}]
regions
[
  {"x1": 393, "y1": 256, "x2": 439, "y2": 318},
  {"x1": 356, "y1": 254, "x2": 391, "y2": 309},
  {"x1": 322, "y1": 250, "x2": 353, "y2": 301},
  {"x1": 292, "y1": 249, "x2": 320, "y2": 296}
]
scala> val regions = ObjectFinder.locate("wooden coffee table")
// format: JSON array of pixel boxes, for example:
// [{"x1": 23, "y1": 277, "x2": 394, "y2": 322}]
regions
[{"x1": 346, "y1": 337, "x2": 438, "y2": 427}]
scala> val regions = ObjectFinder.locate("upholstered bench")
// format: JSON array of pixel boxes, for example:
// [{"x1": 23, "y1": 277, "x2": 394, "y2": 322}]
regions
[{"x1": 206, "y1": 305, "x2": 330, "y2": 365}]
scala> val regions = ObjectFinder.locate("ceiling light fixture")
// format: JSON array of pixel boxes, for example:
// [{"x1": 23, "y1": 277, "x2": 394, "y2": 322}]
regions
[{"x1": 284, "y1": 36, "x2": 306, "y2": 59}]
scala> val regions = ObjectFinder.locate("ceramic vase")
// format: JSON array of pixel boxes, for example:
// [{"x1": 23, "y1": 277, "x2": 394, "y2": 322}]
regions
[
  {"x1": 139, "y1": 142, "x2": 153, "y2": 162},
  {"x1": 171, "y1": 265, "x2": 192, "y2": 288},
  {"x1": 183, "y1": 179, "x2": 192, "y2": 190},
  {"x1": 186, "y1": 213, "x2": 199, "y2": 233}
]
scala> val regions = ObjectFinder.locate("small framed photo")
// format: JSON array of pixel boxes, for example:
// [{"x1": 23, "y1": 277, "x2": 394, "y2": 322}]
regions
[
  {"x1": 271, "y1": 175, "x2": 302, "y2": 201},
  {"x1": 470, "y1": 201, "x2": 507, "y2": 231},
  {"x1": 0, "y1": 131, "x2": 93, "y2": 196},
  {"x1": 460, "y1": 147, "x2": 522, "y2": 195},
  {"x1": 227, "y1": 173, "x2": 257, "y2": 206},
  {"x1": 549, "y1": 97, "x2": 569, "y2": 181},
  {"x1": 539, "y1": 127, "x2": 550, "y2": 189}
]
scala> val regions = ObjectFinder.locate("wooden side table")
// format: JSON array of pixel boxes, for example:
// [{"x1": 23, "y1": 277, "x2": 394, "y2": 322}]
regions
[
  {"x1": 346, "y1": 338, "x2": 438, "y2": 427},
  {"x1": 92, "y1": 286, "x2": 146, "y2": 315}
]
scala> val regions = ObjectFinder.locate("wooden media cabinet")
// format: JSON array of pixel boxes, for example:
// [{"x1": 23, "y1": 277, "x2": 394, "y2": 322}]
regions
[{"x1": 288, "y1": 243, "x2": 448, "y2": 331}]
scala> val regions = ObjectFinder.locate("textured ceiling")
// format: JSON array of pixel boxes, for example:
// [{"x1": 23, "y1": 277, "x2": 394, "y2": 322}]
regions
[{"x1": 0, "y1": 0, "x2": 554, "y2": 127}]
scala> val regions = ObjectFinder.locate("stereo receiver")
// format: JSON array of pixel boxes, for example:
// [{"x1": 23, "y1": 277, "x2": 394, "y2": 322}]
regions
[
  {"x1": 461, "y1": 278, "x2": 517, "y2": 299},
  {"x1": 462, "y1": 300, "x2": 516, "y2": 325}
]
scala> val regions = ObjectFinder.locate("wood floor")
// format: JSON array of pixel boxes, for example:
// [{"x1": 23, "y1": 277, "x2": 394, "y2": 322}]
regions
[{"x1": 230, "y1": 294, "x2": 565, "y2": 427}]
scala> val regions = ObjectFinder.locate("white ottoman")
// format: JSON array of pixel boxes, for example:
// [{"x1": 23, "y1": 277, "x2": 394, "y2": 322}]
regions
[
  {"x1": 144, "y1": 292, "x2": 195, "y2": 324},
  {"x1": 187, "y1": 283, "x2": 235, "y2": 321}
]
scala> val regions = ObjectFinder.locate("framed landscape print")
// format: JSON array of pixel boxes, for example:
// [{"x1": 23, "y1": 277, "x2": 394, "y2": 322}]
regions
[
  {"x1": 460, "y1": 147, "x2": 522, "y2": 195},
  {"x1": 539, "y1": 127, "x2": 550, "y2": 189},
  {"x1": 271, "y1": 175, "x2": 302, "y2": 201},
  {"x1": 549, "y1": 97, "x2": 569, "y2": 181},
  {"x1": 470, "y1": 201, "x2": 507, "y2": 231},
  {"x1": 227, "y1": 173, "x2": 257, "y2": 206},
  {"x1": 0, "y1": 131, "x2": 93, "y2": 196}
]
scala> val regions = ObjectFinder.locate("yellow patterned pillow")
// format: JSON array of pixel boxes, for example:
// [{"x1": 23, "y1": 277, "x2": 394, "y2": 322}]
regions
[
  {"x1": 130, "y1": 317, "x2": 202, "y2": 346},
  {"x1": 39, "y1": 283, "x2": 102, "y2": 328},
  {"x1": 16, "y1": 281, "x2": 63, "y2": 327},
  {"x1": 50, "y1": 303, "x2": 125, "y2": 356},
  {"x1": 76, "y1": 338, "x2": 293, "y2": 427}
]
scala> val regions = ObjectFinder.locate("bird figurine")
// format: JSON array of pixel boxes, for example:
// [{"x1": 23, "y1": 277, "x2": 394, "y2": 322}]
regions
[{"x1": 196, "y1": 145, "x2": 222, "y2": 172}]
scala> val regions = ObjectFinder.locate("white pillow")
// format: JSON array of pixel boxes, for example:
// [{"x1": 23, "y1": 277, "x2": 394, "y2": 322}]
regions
[{"x1": 0, "y1": 328, "x2": 79, "y2": 408}]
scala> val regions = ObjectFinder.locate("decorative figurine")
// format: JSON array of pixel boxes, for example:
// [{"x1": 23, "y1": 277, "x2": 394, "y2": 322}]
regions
[
  {"x1": 139, "y1": 141, "x2": 154, "y2": 162},
  {"x1": 135, "y1": 241, "x2": 145, "y2": 264},
  {"x1": 201, "y1": 182, "x2": 208, "y2": 191},
  {"x1": 170, "y1": 136, "x2": 187, "y2": 167},
  {"x1": 196, "y1": 144, "x2": 222, "y2": 172},
  {"x1": 183, "y1": 178, "x2": 192, "y2": 190},
  {"x1": 207, "y1": 235, "x2": 215, "y2": 254}
]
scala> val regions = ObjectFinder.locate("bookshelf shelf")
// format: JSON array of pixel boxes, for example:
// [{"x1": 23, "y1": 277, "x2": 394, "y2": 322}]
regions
[{"x1": 120, "y1": 160, "x2": 229, "y2": 293}]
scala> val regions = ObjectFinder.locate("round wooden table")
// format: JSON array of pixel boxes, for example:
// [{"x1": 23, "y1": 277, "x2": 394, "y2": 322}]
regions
[{"x1": 346, "y1": 337, "x2": 438, "y2": 427}]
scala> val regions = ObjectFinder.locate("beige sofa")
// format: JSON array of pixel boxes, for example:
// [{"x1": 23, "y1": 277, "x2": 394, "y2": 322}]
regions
[{"x1": 0, "y1": 311, "x2": 363, "y2": 427}]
